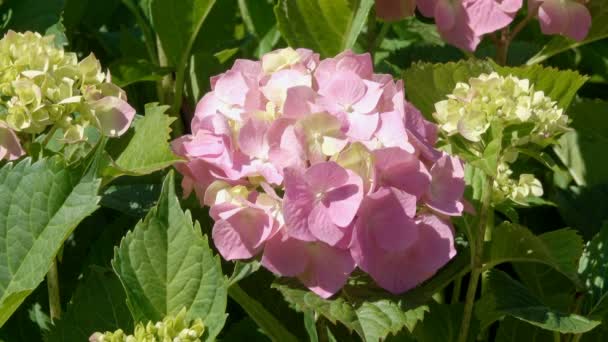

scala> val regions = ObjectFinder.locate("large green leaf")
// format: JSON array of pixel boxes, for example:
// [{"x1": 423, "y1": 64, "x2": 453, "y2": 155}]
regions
[
  {"x1": 150, "y1": 0, "x2": 216, "y2": 66},
  {"x1": 413, "y1": 303, "x2": 477, "y2": 342},
  {"x1": 483, "y1": 223, "x2": 583, "y2": 285},
  {"x1": 0, "y1": 157, "x2": 100, "y2": 326},
  {"x1": 402, "y1": 60, "x2": 494, "y2": 119},
  {"x1": 45, "y1": 267, "x2": 132, "y2": 342},
  {"x1": 476, "y1": 270, "x2": 600, "y2": 334},
  {"x1": 527, "y1": 1, "x2": 608, "y2": 65},
  {"x1": 109, "y1": 59, "x2": 173, "y2": 87},
  {"x1": 274, "y1": 0, "x2": 374, "y2": 58},
  {"x1": 273, "y1": 248, "x2": 469, "y2": 341},
  {"x1": 494, "y1": 64, "x2": 588, "y2": 110},
  {"x1": 579, "y1": 223, "x2": 608, "y2": 319},
  {"x1": 554, "y1": 99, "x2": 608, "y2": 187},
  {"x1": 112, "y1": 171, "x2": 227, "y2": 340},
  {"x1": 103, "y1": 103, "x2": 182, "y2": 179},
  {"x1": 495, "y1": 317, "x2": 553, "y2": 342}
]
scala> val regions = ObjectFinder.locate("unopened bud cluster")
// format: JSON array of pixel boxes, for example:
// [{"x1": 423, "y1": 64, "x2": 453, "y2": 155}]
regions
[
  {"x1": 89, "y1": 309, "x2": 205, "y2": 342},
  {"x1": 0, "y1": 31, "x2": 135, "y2": 160}
]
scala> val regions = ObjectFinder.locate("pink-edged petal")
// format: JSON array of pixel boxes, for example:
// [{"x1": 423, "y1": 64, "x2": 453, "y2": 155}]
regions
[
  {"x1": 308, "y1": 202, "x2": 346, "y2": 246},
  {"x1": 537, "y1": 0, "x2": 568, "y2": 36},
  {"x1": 374, "y1": 147, "x2": 432, "y2": 197},
  {"x1": 375, "y1": 0, "x2": 416, "y2": 22},
  {"x1": 261, "y1": 232, "x2": 309, "y2": 276},
  {"x1": 283, "y1": 168, "x2": 316, "y2": 241},
  {"x1": 323, "y1": 171, "x2": 364, "y2": 227},
  {"x1": 424, "y1": 153, "x2": 465, "y2": 216},
  {"x1": 564, "y1": 1, "x2": 591, "y2": 41},
  {"x1": 214, "y1": 70, "x2": 249, "y2": 106},
  {"x1": 352, "y1": 80, "x2": 383, "y2": 114},
  {"x1": 465, "y1": 0, "x2": 521, "y2": 35},
  {"x1": 0, "y1": 123, "x2": 24, "y2": 160},
  {"x1": 212, "y1": 206, "x2": 273, "y2": 260},
  {"x1": 262, "y1": 69, "x2": 312, "y2": 105},
  {"x1": 318, "y1": 70, "x2": 366, "y2": 107},
  {"x1": 90, "y1": 96, "x2": 136, "y2": 137},
  {"x1": 345, "y1": 111, "x2": 380, "y2": 141},
  {"x1": 376, "y1": 111, "x2": 415, "y2": 152},
  {"x1": 283, "y1": 86, "x2": 317, "y2": 118},
  {"x1": 335, "y1": 51, "x2": 373, "y2": 80},
  {"x1": 193, "y1": 112, "x2": 232, "y2": 136},
  {"x1": 299, "y1": 242, "x2": 356, "y2": 298},
  {"x1": 304, "y1": 161, "x2": 349, "y2": 194},
  {"x1": 238, "y1": 118, "x2": 270, "y2": 159}
]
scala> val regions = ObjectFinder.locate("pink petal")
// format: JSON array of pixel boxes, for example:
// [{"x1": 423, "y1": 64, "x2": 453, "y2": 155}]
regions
[
  {"x1": 238, "y1": 119, "x2": 270, "y2": 159},
  {"x1": 465, "y1": 0, "x2": 521, "y2": 35},
  {"x1": 212, "y1": 206, "x2": 274, "y2": 260},
  {"x1": 318, "y1": 70, "x2": 366, "y2": 107},
  {"x1": 214, "y1": 70, "x2": 249, "y2": 106},
  {"x1": 564, "y1": 1, "x2": 591, "y2": 41},
  {"x1": 283, "y1": 86, "x2": 317, "y2": 118},
  {"x1": 308, "y1": 202, "x2": 346, "y2": 246},
  {"x1": 352, "y1": 80, "x2": 384, "y2": 114},
  {"x1": 298, "y1": 242, "x2": 355, "y2": 298},
  {"x1": 0, "y1": 123, "x2": 24, "y2": 160},
  {"x1": 424, "y1": 154, "x2": 465, "y2": 216},
  {"x1": 283, "y1": 168, "x2": 317, "y2": 241},
  {"x1": 345, "y1": 112, "x2": 380, "y2": 141},
  {"x1": 304, "y1": 161, "x2": 349, "y2": 194},
  {"x1": 374, "y1": 147, "x2": 432, "y2": 197},
  {"x1": 90, "y1": 96, "x2": 136, "y2": 137},
  {"x1": 376, "y1": 111, "x2": 415, "y2": 152},
  {"x1": 537, "y1": 0, "x2": 567, "y2": 36},
  {"x1": 335, "y1": 51, "x2": 373, "y2": 80},
  {"x1": 261, "y1": 232, "x2": 309, "y2": 276},
  {"x1": 434, "y1": 0, "x2": 456, "y2": 30},
  {"x1": 323, "y1": 171, "x2": 364, "y2": 227},
  {"x1": 417, "y1": 0, "x2": 439, "y2": 17}
]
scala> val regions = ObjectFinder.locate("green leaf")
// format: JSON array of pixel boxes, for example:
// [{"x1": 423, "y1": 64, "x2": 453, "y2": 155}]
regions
[
  {"x1": 274, "y1": 0, "x2": 374, "y2": 57},
  {"x1": 112, "y1": 171, "x2": 227, "y2": 340},
  {"x1": 476, "y1": 270, "x2": 600, "y2": 334},
  {"x1": 45, "y1": 267, "x2": 132, "y2": 342},
  {"x1": 100, "y1": 174, "x2": 162, "y2": 218},
  {"x1": 228, "y1": 261, "x2": 261, "y2": 287},
  {"x1": 0, "y1": 0, "x2": 64, "y2": 33},
  {"x1": 103, "y1": 103, "x2": 182, "y2": 179},
  {"x1": 0, "y1": 157, "x2": 100, "y2": 327},
  {"x1": 527, "y1": 1, "x2": 608, "y2": 65},
  {"x1": 413, "y1": 303, "x2": 476, "y2": 342},
  {"x1": 495, "y1": 317, "x2": 554, "y2": 342},
  {"x1": 483, "y1": 222, "x2": 584, "y2": 285},
  {"x1": 109, "y1": 59, "x2": 173, "y2": 87},
  {"x1": 273, "y1": 248, "x2": 470, "y2": 341},
  {"x1": 150, "y1": 0, "x2": 216, "y2": 66},
  {"x1": 402, "y1": 60, "x2": 494, "y2": 119},
  {"x1": 493, "y1": 64, "x2": 588, "y2": 110},
  {"x1": 554, "y1": 99, "x2": 608, "y2": 187},
  {"x1": 579, "y1": 223, "x2": 608, "y2": 319},
  {"x1": 470, "y1": 133, "x2": 502, "y2": 176}
]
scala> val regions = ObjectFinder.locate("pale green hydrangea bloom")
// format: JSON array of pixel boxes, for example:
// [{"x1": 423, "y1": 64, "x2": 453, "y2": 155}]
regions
[
  {"x1": 89, "y1": 308, "x2": 205, "y2": 342},
  {"x1": 433, "y1": 72, "x2": 568, "y2": 144},
  {"x1": 0, "y1": 31, "x2": 135, "y2": 160},
  {"x1": 493, "y1": 161, "x2": 543, "y2": 204}
]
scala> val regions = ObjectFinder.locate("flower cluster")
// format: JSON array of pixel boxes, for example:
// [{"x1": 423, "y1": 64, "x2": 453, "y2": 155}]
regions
[
  {"x1": 434, "y1": 72, "x2": 568, "y2": 143},
  {"x1": 173, "y1": 48, "x2": 465, "y2": 298},
  {"x1": 433, "y1": 72, "x2": 567, "y2": 203},
  {"x1": 374, "y1": 0, "x2": 591, "y2": 51},
  {"x1": 0, "y1": 31, "x2": 135, "y2": 161},
  {"x1": 89, "y1": 308, "x2": 205, "y2": 342}
]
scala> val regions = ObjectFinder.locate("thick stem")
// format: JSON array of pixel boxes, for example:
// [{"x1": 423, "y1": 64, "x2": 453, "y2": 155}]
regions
[
  {"x1": 228, "y1": 284, "x2": 298, "y2": 342},
  {"x1": 451, "y1": 275, "x2": 462, "y2": 304},
  {"x1": 457, "y1": 175, "x2": 493, "y2": 342},
  {"x1": 47, "y1": 258, "x2": 61, "y2": 321}
]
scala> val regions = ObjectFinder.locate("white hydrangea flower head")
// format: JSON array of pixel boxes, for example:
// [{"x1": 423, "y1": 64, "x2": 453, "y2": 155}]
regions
[
  {"x1": 493, "y1": 161, "x2": 544, "y2": 204},
  {"x1": 433, "y1": 72, "x2": 568, "y2": 145}
]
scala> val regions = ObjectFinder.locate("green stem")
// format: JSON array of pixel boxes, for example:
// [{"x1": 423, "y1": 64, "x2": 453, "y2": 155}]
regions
[
  {"x1": 47, "y1": 258, "x2": 61, "y2": 322},
  {"x1": 554, "y1": 331, "x2": 561, "y2": 342},
  {"x1": 458, "y1": 175, "x2": 494, "y2": 342},
  {"x1": 451, "y1": 275, "x2": 462, "y2": 304},
  {"x1": 228, "y1": 284, "x2": 298, "y2": 342}
]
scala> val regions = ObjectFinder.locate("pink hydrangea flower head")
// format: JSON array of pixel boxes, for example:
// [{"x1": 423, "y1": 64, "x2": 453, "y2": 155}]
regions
[
  {"x1": 529, "y1": 0, "x2": 591, "y2": 41},
  {"x1": 418, "y1": 0, "x2": 523, "y2": 51},
  {"x1": 173, "y1": 48, "x2": 465, "y2": 297}
]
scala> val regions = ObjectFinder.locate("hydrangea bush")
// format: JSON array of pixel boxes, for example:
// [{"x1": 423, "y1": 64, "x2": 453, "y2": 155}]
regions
[{"x1": 0, "y1": 0, "x2": 606, "y2": 342}]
